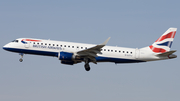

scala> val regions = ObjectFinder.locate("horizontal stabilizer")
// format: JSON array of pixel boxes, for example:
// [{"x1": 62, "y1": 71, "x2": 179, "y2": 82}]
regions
[{"x1": 156, "y1": 50, "x2": 177, "y2": 56}]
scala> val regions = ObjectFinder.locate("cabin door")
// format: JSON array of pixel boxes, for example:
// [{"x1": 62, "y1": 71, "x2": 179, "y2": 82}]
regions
[{"x1": 24, "y1": 42, "x2": 30, "y2": 48}]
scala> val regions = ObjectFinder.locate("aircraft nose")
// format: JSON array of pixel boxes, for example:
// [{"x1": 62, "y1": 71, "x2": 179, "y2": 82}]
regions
[{"x1": 3, "y1": 43, "x2": 10, "y2": 50}]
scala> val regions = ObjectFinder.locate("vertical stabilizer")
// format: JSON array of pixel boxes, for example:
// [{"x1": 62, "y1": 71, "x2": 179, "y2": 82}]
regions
[{"x1": 149, "y1": 28, "x2": 177, "y2": 53}]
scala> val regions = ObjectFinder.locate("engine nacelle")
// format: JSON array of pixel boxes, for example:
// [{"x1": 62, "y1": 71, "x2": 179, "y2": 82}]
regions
[
  {"x1": 58, "y1": 52, "x2": 75, "y2": 61},
  {"x1": 58, "y1": 52, "x2": 83, "y2": 65},
  {"x1": 61, "y1": 60, "x2": 74, "y2": 65}
]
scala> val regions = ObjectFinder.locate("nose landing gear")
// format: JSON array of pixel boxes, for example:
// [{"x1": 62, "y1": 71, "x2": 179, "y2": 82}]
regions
[{"x1": 19, "y1": 53, "x2": 24, "y2": 62}]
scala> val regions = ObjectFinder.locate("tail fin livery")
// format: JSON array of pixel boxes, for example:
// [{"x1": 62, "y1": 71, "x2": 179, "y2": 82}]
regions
[{"x1": 149, "y1": 28, "x2": 177, "y2": 53}]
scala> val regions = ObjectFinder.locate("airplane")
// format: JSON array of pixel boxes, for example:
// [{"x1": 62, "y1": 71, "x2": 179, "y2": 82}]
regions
[{"x1": 3, "y1": 28, "x2": 177, "y2": 71}]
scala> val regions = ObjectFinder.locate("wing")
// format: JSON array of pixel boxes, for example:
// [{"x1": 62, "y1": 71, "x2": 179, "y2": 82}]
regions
[{"x1": 77, "y1": 37, "x2": 110, "y2": 64}]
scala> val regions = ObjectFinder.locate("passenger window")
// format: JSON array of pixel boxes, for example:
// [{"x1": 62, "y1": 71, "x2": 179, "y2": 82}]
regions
[
  {"x1": 111, "y1": 50, "x2": 113, "y2": 52},
  {"x1": 45, "y1": 43, "x2": 47, "y2": 45},
  {"x1": 57, "y1": 44, "x2": 59, "y2": 46},
  {"x1": 108, "y1": 50, "x2": 110, "y2": 51},
  {"x1": 60, "y1": 45, "x2": 62, "y2": 47},
  {"x1": 81, "y1": 47, "x2": 83, "y2": 49},
  {"x1": 41, "y1": 43, "x2": 43, "y2": 45},
  {"x1": 37, "y1": 43, "x2": 39, "y2": 44},
  {"x1": 85, "y1": 47, "x2": 87, "y2": 49},
  {"x1": 77, "y1": 46, "x2": 79, "y2": 48},
  {"x1": 119, "y1": 51, "x2": 121, "y2": 53},
  {"x1": 53, "y1": 44, "x2": 55, "y2": 46},
  {"x1": 34, "y1": 42, "x2": 36, "y2": 44},
  {"x1": 115, "y1": 50, "x2": 117, "y2": 52},
  {"x1": 64, "y1": 45, "x2": 66, "y2": 47},
  {"x1": 49, "y1": 44, "x2": 51, "y2": 46},
  {"x1": 104, "y1": 49, "x2": 106, "y2": 51},
  {"x1": 127, "y1": 51, "x2": 128, "y2": 53},
  {"x1": 131, "y1": 52, "x2": 132, "y2": 54},
  {"x1": 72, "y1": 46, "x2": 74, "y2": 48},
  {"x1": 68, "y1": 46, "x2": 70, "y2": 48},
  {"x1": 123, "y1": 51, "x2": 125, "y2": 53}
]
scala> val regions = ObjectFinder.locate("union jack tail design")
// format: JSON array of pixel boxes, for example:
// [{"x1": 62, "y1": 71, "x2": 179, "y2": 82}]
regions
[{"x1": 149, "y1": 28, "x2": 177, "y2": 53}]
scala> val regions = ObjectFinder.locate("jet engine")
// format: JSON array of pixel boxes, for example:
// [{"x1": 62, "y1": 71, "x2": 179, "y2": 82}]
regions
[
  {"x1": 58, "y1": 52, "x2": 81, "y2": 65},
  {"x1": 58, "y1": 52, "x2": 75, "y2": 61}
]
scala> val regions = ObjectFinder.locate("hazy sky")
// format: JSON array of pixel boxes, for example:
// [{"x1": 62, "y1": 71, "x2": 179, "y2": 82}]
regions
[{"x1": 0, "y1": 0, "x2": 180, "y2": 101}]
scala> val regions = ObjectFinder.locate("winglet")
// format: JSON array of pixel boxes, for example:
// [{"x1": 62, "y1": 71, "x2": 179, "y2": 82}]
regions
[{"x1": 101, "y1": 37, "x2": 111, "y2": 45}]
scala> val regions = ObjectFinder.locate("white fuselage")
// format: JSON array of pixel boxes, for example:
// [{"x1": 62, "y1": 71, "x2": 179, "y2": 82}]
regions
[
  {"x1": 3, "y1": 28, "x2": 177, "y2": 71},
  {"x1": 3, "y1": 38, "x2": 171, "y2": 64}
]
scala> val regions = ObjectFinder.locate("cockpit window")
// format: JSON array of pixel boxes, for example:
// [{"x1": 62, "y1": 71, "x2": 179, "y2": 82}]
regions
[{"x1": 12, "y1": 40, "x2": 18, "y2": 43}]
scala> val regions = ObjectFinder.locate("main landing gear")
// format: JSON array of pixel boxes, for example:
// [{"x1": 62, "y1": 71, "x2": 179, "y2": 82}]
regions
[
  {"x1": 19, "y1": 53, "x2": 24, "y2": 62},
  {"x1": 85, "y1": 63, "x2": 90, "y2": 71},
  {"x1": 84, "y1": 58, "x2": 90, "y2": 71}
]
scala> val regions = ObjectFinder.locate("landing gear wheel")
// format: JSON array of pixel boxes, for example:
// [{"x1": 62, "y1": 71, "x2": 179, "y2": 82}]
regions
[
  {"x1": 85, "y1": 64, "x2": 90, "y2": 71},
  {"x1": 19, "y1": 53, "x2": 24, "y2": 62},
  {"x1": 19, "y1": 58, "x2": 23, "y2": 62}
]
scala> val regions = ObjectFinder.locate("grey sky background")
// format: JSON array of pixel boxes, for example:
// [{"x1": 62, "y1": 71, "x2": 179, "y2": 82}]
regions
[{"x1": 0, "y1": 0, "x2": 180, "y2": 101}]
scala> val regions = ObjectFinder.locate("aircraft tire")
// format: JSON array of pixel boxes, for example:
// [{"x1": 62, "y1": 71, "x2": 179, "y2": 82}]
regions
[
  {"x1": 85, "y1": 64, "x2": 90, "y2": 71},
  {"x1": 19, "y1": 58, "x2": 23, "y2": 62}
]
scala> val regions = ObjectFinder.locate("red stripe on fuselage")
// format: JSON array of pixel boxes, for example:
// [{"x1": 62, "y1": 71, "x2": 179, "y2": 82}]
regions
[
  {"x1": 22, "y1": 39, "x2": 41, "y2": 42},
  {"x1": 155, "y1": 31, "x2": 176, "y2": 42}
]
